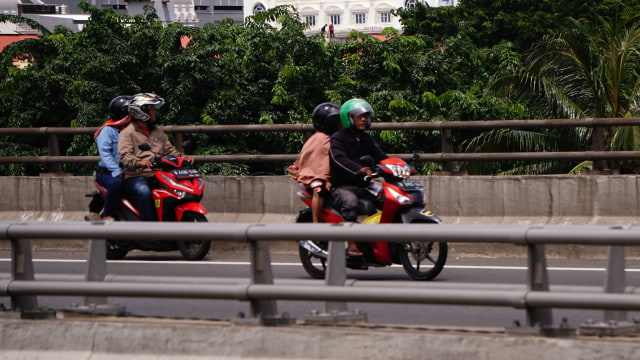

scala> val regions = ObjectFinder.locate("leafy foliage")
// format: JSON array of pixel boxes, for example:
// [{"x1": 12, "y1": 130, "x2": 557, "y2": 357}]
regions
[{"x1": 3, "y1": 2, "x2": 640, "y2": 176}]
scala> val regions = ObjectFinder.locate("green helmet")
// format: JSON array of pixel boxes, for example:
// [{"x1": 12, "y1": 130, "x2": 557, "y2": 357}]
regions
[{"x1": 339, "y1": 98, "x2": 374, "y2": 129}]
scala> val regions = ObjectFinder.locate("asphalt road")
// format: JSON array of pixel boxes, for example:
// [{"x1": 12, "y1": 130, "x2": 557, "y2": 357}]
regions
[{"x1": 2, "y1": 249, "x2": 640, "y2": 329}]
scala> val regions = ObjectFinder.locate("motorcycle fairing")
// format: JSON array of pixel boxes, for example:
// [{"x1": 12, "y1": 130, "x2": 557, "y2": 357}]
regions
[
  {"x1": 400, "y1": 207, "x2": 442, "y2": 224},
  {"x1": 380, "y1": 182, "x2": 408, "y2": 223},
  {"x1": 297, "y1": 191, "x2": 344, "y2": 223},
  {"x1": 160, "y1": 155, "x2": 183, "y2": 168},
  {"x1": 174, "y1": 202, "x2": 207, "y2": 221},
  {"x1": 119, "y1": 198, "x2": 141, "y2": 218},
  {"x1": 360, "y1": 212, "x2": 392, "y2": 265}
]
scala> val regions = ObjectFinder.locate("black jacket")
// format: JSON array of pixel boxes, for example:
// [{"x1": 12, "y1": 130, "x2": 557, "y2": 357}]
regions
[{"x1": 329, "y1": 129, "x2": 388, "y2": 187}]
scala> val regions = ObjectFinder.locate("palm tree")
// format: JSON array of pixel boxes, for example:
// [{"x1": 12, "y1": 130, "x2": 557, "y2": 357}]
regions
[{"x1": 468, "y1": 13, "x2": 640, "y2": 174}]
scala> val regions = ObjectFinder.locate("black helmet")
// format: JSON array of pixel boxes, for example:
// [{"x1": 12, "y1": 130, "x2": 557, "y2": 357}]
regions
[
  {"x1": 311, "y1": 102, "x2": 341, "y2": 135},
  {"x1": 128, "y1": 93, "x2": 165, "y2": 122},
  {"x1": 109, "y1": 95, "x2": 132, "y2": 120}
]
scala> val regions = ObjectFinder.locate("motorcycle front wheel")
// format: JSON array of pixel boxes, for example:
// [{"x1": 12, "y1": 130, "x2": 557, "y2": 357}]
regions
[
  {"x1": 296, "y1": 211, "x2": 328, "y2": 279},
  {"x1": 177, "y1": 212, "x2": 211, "y2": 260},
  {"x1": 399, "y1": 240, "x2": 447, "y2": 281}
]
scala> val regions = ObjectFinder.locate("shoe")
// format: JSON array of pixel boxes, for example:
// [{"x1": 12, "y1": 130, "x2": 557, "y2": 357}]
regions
[{"x1": 85, "y1": 213, "x2": 102, "y2": 221}]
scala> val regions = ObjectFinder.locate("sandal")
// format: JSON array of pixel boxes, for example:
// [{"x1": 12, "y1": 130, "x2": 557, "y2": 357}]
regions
[{"x1": 346, "y1": 248, "x2": 363, "y2": 257}]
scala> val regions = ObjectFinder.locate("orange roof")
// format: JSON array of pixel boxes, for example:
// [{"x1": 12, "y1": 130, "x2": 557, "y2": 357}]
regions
[{"x1": 0, "y1": 34, "x2": 38, "y2": 52}]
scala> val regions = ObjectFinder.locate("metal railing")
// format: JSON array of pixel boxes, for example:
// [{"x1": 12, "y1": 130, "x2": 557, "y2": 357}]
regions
[
  {"x1": 3, "y1": 117, "x2": 640, "y2": 173},
  {"x1": 1, "y1": 221, "x2": 639, "y2": 335}
]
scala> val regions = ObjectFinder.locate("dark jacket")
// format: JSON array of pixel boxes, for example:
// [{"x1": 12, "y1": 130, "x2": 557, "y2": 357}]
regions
[{"x1": 329, "y1": 128, "x2": 388, "y2": 187}]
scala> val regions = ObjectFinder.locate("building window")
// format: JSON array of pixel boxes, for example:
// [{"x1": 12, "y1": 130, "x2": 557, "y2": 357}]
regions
[
  {"x1": 355, "y1": 13, "x2": 366, "y2": 24},
  {"x1": 380, "y1": 12, "x2": 391, "y2": 23},
  {"x1": 306, "y1": 15, "x2": 316, "y2": 26},
  {"x1": 253, "y1": 3, "x2": 266, "y2": 14},
  {"x1": 194, "y1": 0, "x2": 209, "y2": 11},
  {"x1": 405, "y1": 0, "x2": 418, "y2": 9},
  {"x1": 330, "y1": 14, "x2": 341, "y2": 25}
]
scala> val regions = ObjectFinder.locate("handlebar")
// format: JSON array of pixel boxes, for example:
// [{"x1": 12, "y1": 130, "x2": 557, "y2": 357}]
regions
[{"x1": 363, "y1": 171, "x2": 379, "y2": 182}]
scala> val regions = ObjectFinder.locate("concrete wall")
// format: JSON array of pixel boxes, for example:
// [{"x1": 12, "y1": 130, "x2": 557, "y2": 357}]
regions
[
  {"x1": 1, "y1": 175, "x2": 639, "y2": 255},
  {"x1": 1, "y1": 175, "x2": 639, "y2": 224}
]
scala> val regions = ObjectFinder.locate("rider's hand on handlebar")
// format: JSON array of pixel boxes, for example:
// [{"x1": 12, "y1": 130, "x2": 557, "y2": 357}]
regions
[
  {"x1": 359, "y1": 167, "x2": 373, "y2": 177},
  {"x1": 138, "y1": 159, "x2": 152, "y2": 169},
  {"x1": 184, "y1": 155, "x2": 195, "y2": 165}
]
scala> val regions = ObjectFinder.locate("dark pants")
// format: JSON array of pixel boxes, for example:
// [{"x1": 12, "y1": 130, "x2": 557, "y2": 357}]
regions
[
  {"x1": 124, "y1": 176, "x2": 160, "y2": 221},
  {"x1": 332, "y1": 185, "x2": 373, "y2": 222},
  {"x1": 96, "y1": 170, "x2": 123, "y2": 218}
]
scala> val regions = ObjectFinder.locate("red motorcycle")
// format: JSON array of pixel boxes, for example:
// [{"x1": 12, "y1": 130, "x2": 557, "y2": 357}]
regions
[
  {"x1": 86, "y1": 144, "x2": 210, "y2": 260},
  {"x1": 296, "y1": 154, "x2": 447, "y2": 280}
]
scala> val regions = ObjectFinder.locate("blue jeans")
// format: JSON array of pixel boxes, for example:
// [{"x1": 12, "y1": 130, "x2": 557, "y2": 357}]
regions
[
  {"x1": 124, "y1": 176, "x2": 159, "y2": 221},
  {"x1": 96, "y1": 171, "x2": 123, "y2": 218}
]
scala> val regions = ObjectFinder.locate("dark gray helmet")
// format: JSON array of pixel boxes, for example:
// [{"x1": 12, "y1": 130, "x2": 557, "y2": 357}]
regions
[
  {"x1": 311, "y1": 102, "x2": 341, "y2": 135},
  {"x1": 108, "y1": 95, "x2": 132, "y2": 120}
]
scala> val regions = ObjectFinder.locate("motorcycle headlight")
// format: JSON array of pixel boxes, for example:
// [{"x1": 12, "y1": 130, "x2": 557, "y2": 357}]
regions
[
  {"x1": 387, "y1": 186, "x2": 413, "y2": 205},
  {"x1": 175, "y1": 190, "x2": 186, "y2": 199},
  {"x1": 384, "y1": 164, "x2": 413, "y2": 179}
]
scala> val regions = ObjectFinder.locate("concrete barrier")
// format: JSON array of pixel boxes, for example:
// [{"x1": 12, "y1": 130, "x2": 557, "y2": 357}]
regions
[
  {"x1": 2, "y1": 316, "x2": 640, "y2": 360},
  {"x1": 1, "y1": 175, "x2": 639, "y2": 257}
]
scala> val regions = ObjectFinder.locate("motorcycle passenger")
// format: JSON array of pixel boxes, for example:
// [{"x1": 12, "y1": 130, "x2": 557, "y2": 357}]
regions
[
  {"x1": 329, "y1": 98, "x2": 388, "y2": 227},
  {"x1": 94, "y1": 95, "x2": 132, "y2": 221},
  {"x1": 118, "y1": 93, "x2": 194, "y2": 221},
  {"x1": 288, "y1": 102, "x2": 342, "y2": 222}
]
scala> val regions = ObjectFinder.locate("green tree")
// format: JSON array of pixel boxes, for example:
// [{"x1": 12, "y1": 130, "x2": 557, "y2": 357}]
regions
[{"x1": 472, "y1": 14, "x2": 640, "y2": 174}]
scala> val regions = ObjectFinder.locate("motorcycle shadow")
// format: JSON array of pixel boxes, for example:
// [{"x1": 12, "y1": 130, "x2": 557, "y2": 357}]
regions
[{"x1": 114, "y1": 252, "x2": 207, "y2": 261}]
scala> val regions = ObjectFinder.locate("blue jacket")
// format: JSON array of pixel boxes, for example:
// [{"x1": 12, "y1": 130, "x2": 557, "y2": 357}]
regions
[
  {"x1": 96, "y1": 126, "x2": 123, "y2": 177},
  {"x1": 329, "y1": 129, "x2": 388, "y2": 187}
]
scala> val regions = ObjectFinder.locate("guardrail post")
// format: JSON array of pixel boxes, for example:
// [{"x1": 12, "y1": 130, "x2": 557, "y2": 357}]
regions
[
  {"x1": 578, "y1": 245, "x2": 639, "y2": 335},
  {"x1": 441, "y1": 128, "x2": 457, "y2": 173},
  {"x1": 603, "y1": 246, "x2": 627, "y2": 322},
  {"x1": 246, "y1": 240, "x2": 293, "y2": 325},
  {"x1": 10, "y1": 238, "x2": 50, "y2": 318},
  {"x1": 304, "y1": 239, "x2": 367, "y2": 324},
  {"x1": 526, "y1": 244, "x2": 553, "y2": 329},
  {"x1": 65, "y1": 238, "x2": 126, "y2": 315},
  {"x1": 591, "y1": 126, "x2": 608, "y2": 173},
  {"x1": 85, "y1": 239, "x2": 107, "y2": 306},
  {"x1": 324, "y1": 241, "x2": 348, "y2": 313},
  {"x1": 47, "y1": 133, "x2": 63, "y2": 173}
]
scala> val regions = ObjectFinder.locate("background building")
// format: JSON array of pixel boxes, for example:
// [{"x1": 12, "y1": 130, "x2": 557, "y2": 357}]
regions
[
  {"x1": 244, "y1": 0, "x2": 455, "y2": 37},
  {"x1": 0, "y1": 0, "x2": 454, "y2": 33}
]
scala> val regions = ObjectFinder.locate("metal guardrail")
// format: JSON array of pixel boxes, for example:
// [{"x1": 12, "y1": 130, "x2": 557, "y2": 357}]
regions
[
  {"x1": 1, "y1": 221, "x2": 639, "y2": 335},
  {"x1": 3, "y1": 117, "x2": 640, "y2": 173}
]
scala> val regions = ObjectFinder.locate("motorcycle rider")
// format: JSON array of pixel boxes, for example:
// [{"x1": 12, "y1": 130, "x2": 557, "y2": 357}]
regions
[
  {"x1": 94, "y1": 95, "x2": 132, "y2": 221},
  {"x1": 118, "y1": 93, "x2": 194, "y2": 221},
  {"x1": 329, "y1": 98, "x2": 388, "y2": 226}
]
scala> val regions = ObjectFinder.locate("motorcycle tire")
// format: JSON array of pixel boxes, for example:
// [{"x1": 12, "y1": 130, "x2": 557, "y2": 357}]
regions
[
  {"x1": 177, "y1": 212, "x2": 211, "y2": 260},
  {"x1": 106, "y1": 240, "x2": 129, "y2": 260},
  {"x1": 296, "y1": 210, "x2": 328, "y2": 279},
  {"x1": 399, "y1": 240, "x2": 447, "y2": 281},
  {"x1": 104, "y1": 208, "x2": 142, "y2": 260}
]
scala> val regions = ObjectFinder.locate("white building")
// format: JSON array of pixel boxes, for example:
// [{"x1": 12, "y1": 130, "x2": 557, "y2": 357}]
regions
[{"x1": 244, "y1": 0, "x2": 455, "y2": 37}]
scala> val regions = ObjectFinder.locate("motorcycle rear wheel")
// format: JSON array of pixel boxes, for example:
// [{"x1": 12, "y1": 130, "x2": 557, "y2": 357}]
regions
[
  {"x1": 399, "y1": 240, "x2": 447, "y2": 281},
  {"x1": 296, "y1": 211, "x2": 328, "y2": 279},
  {"x1": 177, "y1": 212, "x2": 211, "y2": 260},
  {"x1": 106, "y1": 240, "x2": 129, "y2": 260}
]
